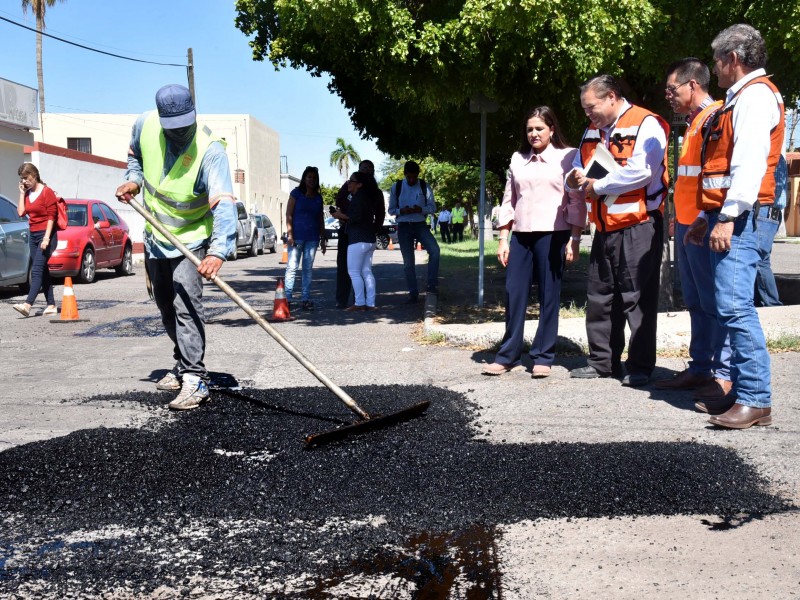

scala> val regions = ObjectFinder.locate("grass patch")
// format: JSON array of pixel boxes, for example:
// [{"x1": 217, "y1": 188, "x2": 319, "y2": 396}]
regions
[
  {"x1": 767, "y1": 333, "x2": 800, "y2": 352},
  {"x1": 437, "y1": 237, "x2": 589, "y2": 324}
]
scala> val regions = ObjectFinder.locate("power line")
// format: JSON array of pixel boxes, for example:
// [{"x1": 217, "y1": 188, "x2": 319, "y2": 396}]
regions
[{"x1": 0, "y1": 15, "x2": 186, "y2": 67}]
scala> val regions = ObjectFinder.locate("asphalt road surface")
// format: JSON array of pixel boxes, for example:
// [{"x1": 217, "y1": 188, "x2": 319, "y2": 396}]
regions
[{"x1": 1, "y1": 247, "x2": 798, "y2": 598}]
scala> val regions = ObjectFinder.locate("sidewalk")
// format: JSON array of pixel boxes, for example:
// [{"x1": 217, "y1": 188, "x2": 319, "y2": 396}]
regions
[
  {"x1": 425, "y1": 237, "x2": 800, "y2": 351},
  {"x1": 424, "y1": 301, "x2": 800, "y2": 352}
]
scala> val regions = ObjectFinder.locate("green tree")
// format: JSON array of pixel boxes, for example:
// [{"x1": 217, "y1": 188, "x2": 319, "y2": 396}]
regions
[
  {"x1": 329, "y1": 137, "x2": 361, "y2": 180},
  {"x1": 21, "y1": 0, "x2": 65, "y2": 116},
  {"x1": 236, "y1": 0, "x2": 800, "y2": 175},
  {"x1": 380, "y1": 156, "x2": 502, "y2": 234},
  {"x1": 320, "y1": 184, "x2": 339, "y2": 207}
]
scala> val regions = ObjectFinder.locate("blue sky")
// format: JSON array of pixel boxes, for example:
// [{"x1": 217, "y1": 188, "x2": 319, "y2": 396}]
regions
[{"x1": 0, "y1": 1, "x2": 385, "y2": 186}]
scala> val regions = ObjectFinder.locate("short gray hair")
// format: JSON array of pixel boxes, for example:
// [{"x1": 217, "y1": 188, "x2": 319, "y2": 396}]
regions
[
  {"x1": 580, "y1": 74, "x2": 623, "y2": 100},
  {"x1": 711, "y1": 24, "x2": 767, "y2": 70}
]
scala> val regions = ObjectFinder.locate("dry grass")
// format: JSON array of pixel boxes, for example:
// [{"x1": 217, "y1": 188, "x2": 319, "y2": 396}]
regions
[{"x1": 436, "y1": 237, "x2": 589, "y2": 324}]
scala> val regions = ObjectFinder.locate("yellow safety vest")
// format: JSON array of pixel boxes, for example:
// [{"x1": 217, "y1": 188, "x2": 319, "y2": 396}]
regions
[{"x1": 140, "y1": 111, "x2": 220, "y2": 244}]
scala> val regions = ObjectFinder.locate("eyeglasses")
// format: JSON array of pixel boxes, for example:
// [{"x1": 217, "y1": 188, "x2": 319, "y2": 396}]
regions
[{"x1": 665, "y1": 81, "x2": 690, "y2": 96}]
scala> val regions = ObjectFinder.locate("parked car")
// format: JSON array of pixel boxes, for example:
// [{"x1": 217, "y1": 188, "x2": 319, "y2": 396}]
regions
[
  {"x1": 0, "y1": 193, "x2": 31, "y2": 292},
  {"x1": 254, "y1": 213, "x2": 277, "y2": 254},
  {"x1": 47, "y1": 199, "x2": 133, "y2": 284},
  {"x1": 230, "y1": 200, "x2": 258, "y2": 260},
  {"x1": 323, "y1": 216, "x2": 340, "y2": 245},
  {"x1": 376, "y1": 218, "x2": 398, "y2": 249},
  {"x1": 323, "y1": 215, "x2": 396, "y2": 249}
]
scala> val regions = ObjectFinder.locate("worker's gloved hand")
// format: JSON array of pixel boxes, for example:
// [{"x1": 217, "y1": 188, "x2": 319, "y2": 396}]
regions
[{"x1": 198, "y1": 255, "x2": 224, "y2": 280}]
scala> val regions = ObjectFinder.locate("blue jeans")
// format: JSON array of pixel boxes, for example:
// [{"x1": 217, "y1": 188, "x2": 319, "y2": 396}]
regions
[
  {"x1": 397, "y1": 221, "x2": 440, "y2": 297},
  {"x1": 710, "y1": 211, "x2": 771, "y2": 408},
  {"x1": 754, "y1": 211, "x2": 782, "y2": 307},
  {"x1": 675, "y1": 223, "x2": 730, "y2": 380},
  {"x1": 26, "y1": 230, "x2": 58, "y2": 306},
  {"x1": 285, "y1": 240, "x2": 318, "y2": 301}
]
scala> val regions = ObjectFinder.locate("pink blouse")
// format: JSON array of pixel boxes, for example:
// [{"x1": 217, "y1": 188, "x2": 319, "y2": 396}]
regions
[{"x1": 498, "y1": 144, "x2": 586, "y2": 232}]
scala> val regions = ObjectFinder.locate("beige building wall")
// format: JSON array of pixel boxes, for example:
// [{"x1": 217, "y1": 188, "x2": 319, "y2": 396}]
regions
[{"x1": 36, "y1": 113, "x2": 289, "y2": 236}]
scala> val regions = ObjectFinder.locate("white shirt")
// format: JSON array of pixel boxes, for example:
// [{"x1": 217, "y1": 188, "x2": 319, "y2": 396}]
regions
[
  {"x1": 721, "y1": 68, "x2": 782, "y2": 217},
  {"x1": 571, "y1": 100, "x2": 668, "y2": 212}
]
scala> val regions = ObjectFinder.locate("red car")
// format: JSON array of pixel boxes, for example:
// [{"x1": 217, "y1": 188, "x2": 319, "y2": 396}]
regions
[{"x1": 48, "y1": 199, "x2": 133, "y2": 283}]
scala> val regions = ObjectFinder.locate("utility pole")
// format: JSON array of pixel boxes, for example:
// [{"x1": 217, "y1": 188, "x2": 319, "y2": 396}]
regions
[
  {"x1": 469, "y1": 93, "x2": 499, "y2": 308},
  {"x1": 187, "y1": 48, "x2": 196, "y2": 106}
]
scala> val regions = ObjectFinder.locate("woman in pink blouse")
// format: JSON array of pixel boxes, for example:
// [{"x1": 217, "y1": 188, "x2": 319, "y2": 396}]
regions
[{"x1": 483, "y1": 106, "x2": 586, "y2": 378}]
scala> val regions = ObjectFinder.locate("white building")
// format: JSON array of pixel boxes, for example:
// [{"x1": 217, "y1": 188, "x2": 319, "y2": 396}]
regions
[
  {"x1": 34, "y1": 112, "x2": 289, "y2": 240},
  {"x1": 0, "y1": 77, "x2": 37, "y2": 198}
]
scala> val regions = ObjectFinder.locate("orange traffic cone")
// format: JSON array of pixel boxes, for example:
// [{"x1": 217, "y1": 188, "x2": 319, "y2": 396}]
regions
[
  {"x1": 416, "y1": 242, "x2": 422, "y2": 251},
  {"x1": 279, "y1": 242, "x2": 288, "y2": 264},
  {"x1": 51, "y1": 276, "x2": 89, "y2": 323},
  {"x1": 388, "y1": 238, "x2": 395, "y2": 251},
  {"x1": 267, "y1": 278, "x2": 295, "y2": 322}
]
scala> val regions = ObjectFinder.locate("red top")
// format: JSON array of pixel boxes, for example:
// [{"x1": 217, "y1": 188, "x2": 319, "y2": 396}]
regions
[{"x1": 23, "y1": 186, "x2": 58, "y2": 232}]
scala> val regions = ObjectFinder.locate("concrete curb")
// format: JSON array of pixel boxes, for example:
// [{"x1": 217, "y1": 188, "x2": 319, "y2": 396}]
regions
[{"x1": 423, "y1": 302, "x2": 800, "y2": 353}]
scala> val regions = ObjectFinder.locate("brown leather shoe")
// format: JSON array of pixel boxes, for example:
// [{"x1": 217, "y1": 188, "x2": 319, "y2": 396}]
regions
[
  {"x1": 482, "y1": 362, "x2": 520, "y2": 376},
  {"x1": 692, "y1": 378, "x2": 733, "y2": 400},
  {"x1": 654, "y1": 369, "x2": 712, "y2": 390},
  {"x1": 695, "y1": 393, "x2": 736, "y2": 415},
  {"x1": 708, "y1": 403, "x2": 772, "y2": 429}
]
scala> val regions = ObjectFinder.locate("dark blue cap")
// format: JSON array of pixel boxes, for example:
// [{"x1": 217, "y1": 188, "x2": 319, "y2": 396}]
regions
[{"x1": 155, "y1": 84, "x2": 196, "y2": 129}]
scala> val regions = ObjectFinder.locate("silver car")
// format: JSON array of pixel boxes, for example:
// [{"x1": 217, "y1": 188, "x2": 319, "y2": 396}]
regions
[
  {"x1": 254, "y1": 214, "x2": 277, "y2": 254},
  {"x1": 0, "y1": 194, "x2": 31, "y2": 292}
]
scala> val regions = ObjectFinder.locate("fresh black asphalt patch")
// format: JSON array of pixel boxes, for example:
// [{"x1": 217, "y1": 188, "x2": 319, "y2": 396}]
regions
[{"x1": 0, "y1": 385, "x2": 792, "y2": 598}]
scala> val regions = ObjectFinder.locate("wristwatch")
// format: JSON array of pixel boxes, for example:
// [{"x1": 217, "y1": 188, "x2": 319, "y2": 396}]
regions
[{"x1": 717, "y1": 213, "x2": 735, "y2": 223}]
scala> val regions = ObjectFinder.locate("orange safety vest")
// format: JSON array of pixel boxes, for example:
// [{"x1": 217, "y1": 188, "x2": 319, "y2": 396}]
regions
[
  {"x1": 579, "y1": 105, "x2": 670, "y2": 232},
  {"x1": 699, "y1": 75, "x2": 784, "y2": 211},
  {"x1": 673, "y1": 101, "x2": 723, "y2": 225}
]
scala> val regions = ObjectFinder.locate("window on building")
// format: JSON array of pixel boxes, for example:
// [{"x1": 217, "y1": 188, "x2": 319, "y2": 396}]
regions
[{"x1": 67, "y1": 137, "x2": 92, "y2": 154}]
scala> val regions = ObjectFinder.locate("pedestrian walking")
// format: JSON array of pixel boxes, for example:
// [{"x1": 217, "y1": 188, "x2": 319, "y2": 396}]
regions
[{"x1": 13, "y1": 163, "x2": 59, "y2": 318}]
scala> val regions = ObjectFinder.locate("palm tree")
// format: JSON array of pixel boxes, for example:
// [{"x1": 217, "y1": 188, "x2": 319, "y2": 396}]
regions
[
  {"x1": 329, "y1": 137, "x2": 361, "y2": 180},
  {"x1": 21, "y1": 0, "x2": 66, "y2": 117}
]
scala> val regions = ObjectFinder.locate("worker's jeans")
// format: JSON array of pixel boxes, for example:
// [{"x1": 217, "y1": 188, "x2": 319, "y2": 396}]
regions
[
  {"x1": 285, "y1": 240, "x2": 318, "y2": 301},
  {"x1": 710, "y1": 211, "x2": 771, "y2": 408},
  {"x1": 147, "y1": 249, "x2": 207, "y2": 381}
]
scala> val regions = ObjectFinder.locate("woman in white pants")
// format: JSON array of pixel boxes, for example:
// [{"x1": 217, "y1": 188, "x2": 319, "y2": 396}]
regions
[{"x1": 332, "y1": 171, "x2": 382, "y2": 311}]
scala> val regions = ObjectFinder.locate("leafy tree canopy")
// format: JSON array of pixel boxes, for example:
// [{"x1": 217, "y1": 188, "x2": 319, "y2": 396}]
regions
[
  {"x1": 235, "y1": 1, "x2": 800, "y2": 175},
  {"x1": 380, "y1": 157, "x2": 503, "y2": 214}
]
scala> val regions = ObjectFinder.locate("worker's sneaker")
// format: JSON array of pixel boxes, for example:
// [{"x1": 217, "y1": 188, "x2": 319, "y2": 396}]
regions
[
  {"x1": 168, "y1": 375, "x2": 209, "y2": 411},
  {"x1": 156, "y1": 368, "x2": 181, "y2": 391}
]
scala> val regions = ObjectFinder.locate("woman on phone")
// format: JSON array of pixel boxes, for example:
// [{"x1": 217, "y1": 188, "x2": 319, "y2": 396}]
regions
[
  {"x1": 13, "y1": 163, "x2": 59, "y2": 317},
  {"x1": 331, "y1": 171, "x2": 384, "y2": 310}
]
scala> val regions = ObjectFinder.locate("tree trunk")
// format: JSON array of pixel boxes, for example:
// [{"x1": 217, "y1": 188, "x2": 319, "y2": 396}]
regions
[{"x1": 36, "y1": 18, "x2": 45, "y2": 114}]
